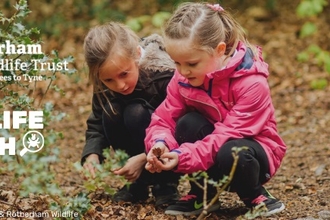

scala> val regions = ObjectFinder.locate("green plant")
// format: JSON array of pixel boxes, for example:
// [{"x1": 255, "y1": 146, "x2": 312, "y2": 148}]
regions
[
  {"x1": 178, "y1": 146, "x2": 271, "y2": 220},
  {"x1": 296, "y1": 0, "x2": 327, "y2": 18},
  {"x1": 0, "y1": 1, "x2": 76, "y2": 100},
  {"x1": 182, "y1": 146, "x2": 270, "y2": 219},
  {"x1": 125, "y1": 11, "x2": 172, "y2": 32},
  {"x1": 297, "y1": 44, "x2": 330, "y2": 89},
  {"x1": 296, "y1": 0, "x2": 329, "y2": 89},
  {"x1": 74, "y1": 148, "x2": 129, "y2": 195},
  {"x1": 296, "y1": 0, "x2": 328, "y2": 38},
  {"x1": 22, "y1": 0, "x2": 126, "y2": 38},
  {"x1": 0, "y1": 1, "x2": 92, "y2": 219}
]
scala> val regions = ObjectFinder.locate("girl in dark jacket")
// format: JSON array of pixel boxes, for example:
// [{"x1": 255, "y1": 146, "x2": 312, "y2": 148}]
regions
[{"x1": 81, "y1": 22, "x2": 179, "y2": 206}]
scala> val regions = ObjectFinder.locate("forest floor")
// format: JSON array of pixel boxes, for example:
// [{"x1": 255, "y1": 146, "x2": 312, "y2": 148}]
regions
[{"x1": 1, "y1": 0, "x2": 330, "y2": 219}]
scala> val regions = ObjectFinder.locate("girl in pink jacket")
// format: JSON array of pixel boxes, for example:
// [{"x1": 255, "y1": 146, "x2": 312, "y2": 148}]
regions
[{"x1": 144, "y1": 2, "x2": 287, "y2": 218}]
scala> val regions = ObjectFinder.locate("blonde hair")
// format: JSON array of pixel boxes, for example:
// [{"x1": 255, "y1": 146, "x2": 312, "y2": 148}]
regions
[
  {"x1": 164, "y1": 2, "x2": 256, "y2": 57},
  {"x1": 83, "y1": 21, "x2": 140, "y2": 115}
]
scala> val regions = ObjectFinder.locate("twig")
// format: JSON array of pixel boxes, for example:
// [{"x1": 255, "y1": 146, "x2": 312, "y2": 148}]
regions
[
  {"x1": 38, "y1": 71, "x2": 56, "y2": 107},
  {"x1": 197, "y1": 151, "x2": 239, "y2": 220},
  {"x1": 0, "y1": 199, "x2": 14, "y2": 207}
]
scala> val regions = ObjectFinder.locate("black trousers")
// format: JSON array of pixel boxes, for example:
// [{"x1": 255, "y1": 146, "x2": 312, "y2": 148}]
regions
[
  {"x1": 175, "y1": 112, "x2": 270, "y2": 200},
  {"x1": 102, "y1": 101, "x2": 180, "y2": 186}
]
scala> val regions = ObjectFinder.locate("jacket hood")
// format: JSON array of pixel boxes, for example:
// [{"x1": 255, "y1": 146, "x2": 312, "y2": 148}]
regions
[
  {"x1": 138, "y1": 34, "x2": 175, "y2": 73},
  {"x1": 202, "y1": 42, "x2": 269, "y2": 89}
]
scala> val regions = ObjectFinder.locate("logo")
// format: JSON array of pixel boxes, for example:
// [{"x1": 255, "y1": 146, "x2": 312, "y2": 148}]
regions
[
  {"x1": 0, "y1": 111, "x2": 44, "y2": 156},
  {"x1": 20, "y1": 131, "x2": 44, "y2": 156},
  {"x1": 194, "y1": 201, "x2": 203, "y2": 210}
]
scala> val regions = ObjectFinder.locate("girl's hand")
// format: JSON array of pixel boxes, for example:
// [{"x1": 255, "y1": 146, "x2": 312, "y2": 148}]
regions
[
  {"x1": 83, "y1": 154, "x2": 100, "y2": 179},
  {"x1": 160, "y1": 152, "x2": 179, "y2": 170},
  {"x1": 113, "y1": 153, "x2": 146, "y2": 182},
  {"x1": 145, "y1": 142, "x2": 168, "y2": 173},
  {"x1": 147, "y1": 152, "x2": 179, "y2": 173},
  {"x1": 145, "y1": 143, "x2": 179, "y2": 173},
  {"x1": 146, "y1": 142, "x2": 168, "y2": 162}
]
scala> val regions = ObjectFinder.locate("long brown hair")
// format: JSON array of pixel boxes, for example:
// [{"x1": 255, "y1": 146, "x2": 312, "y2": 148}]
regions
[{"x1": 83, "y1": 22, "x2": 140, "y2": 115}]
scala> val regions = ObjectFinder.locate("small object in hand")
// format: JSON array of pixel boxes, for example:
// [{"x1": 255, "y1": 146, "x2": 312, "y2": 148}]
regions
[{"x1": 152, "y1": 147, "x2": 165, "y2": 164}]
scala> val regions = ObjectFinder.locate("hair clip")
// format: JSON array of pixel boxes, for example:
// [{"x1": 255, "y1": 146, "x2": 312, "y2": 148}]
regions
[{"x1": 206, "y1": 3, "x2": 224, "y2": 12}]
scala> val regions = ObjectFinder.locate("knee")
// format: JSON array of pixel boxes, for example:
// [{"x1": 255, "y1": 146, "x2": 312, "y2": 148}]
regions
[
  {"x1": 123, "y1": 103, "x2": 152, "y2": 128},
  {"x1": 175, "y1": 112, "x2": 214, "y2": 144},
  {"x1": 216, "y1": 140, "x2": 257, "y2": 172},
  {"x1": 216, "y1": 142, "x2": 235, "y2": 165},
  {"x1": 216, "y1": 140, "x2": 252, "y2": 166},
  {"x1": 176, "y1": 112, "x2": 201, "y2": 131}
]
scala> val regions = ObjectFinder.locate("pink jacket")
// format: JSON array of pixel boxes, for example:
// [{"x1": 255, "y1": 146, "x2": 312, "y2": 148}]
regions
[{"x1": 145, "y1": 42, "x2": 286, "y2": 177}]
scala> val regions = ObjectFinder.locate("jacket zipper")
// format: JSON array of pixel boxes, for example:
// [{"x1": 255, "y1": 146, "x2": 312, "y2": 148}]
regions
[{"x1": 180, "y1": 90, "x2": 222, "y2": 122}]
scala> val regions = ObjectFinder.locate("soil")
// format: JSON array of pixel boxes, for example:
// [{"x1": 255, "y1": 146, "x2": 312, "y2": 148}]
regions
[{"x1": 0, "y1": 0, "x2": 330, "y2": 220}]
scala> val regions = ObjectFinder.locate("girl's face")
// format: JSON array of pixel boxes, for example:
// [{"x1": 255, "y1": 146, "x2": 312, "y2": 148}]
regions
[
  {"x1": 165, "y1": 39, "x2": 226, "y2": 87},
  {"x1": 98, "y1": 52, "x2": 140, "y2": 95}
]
